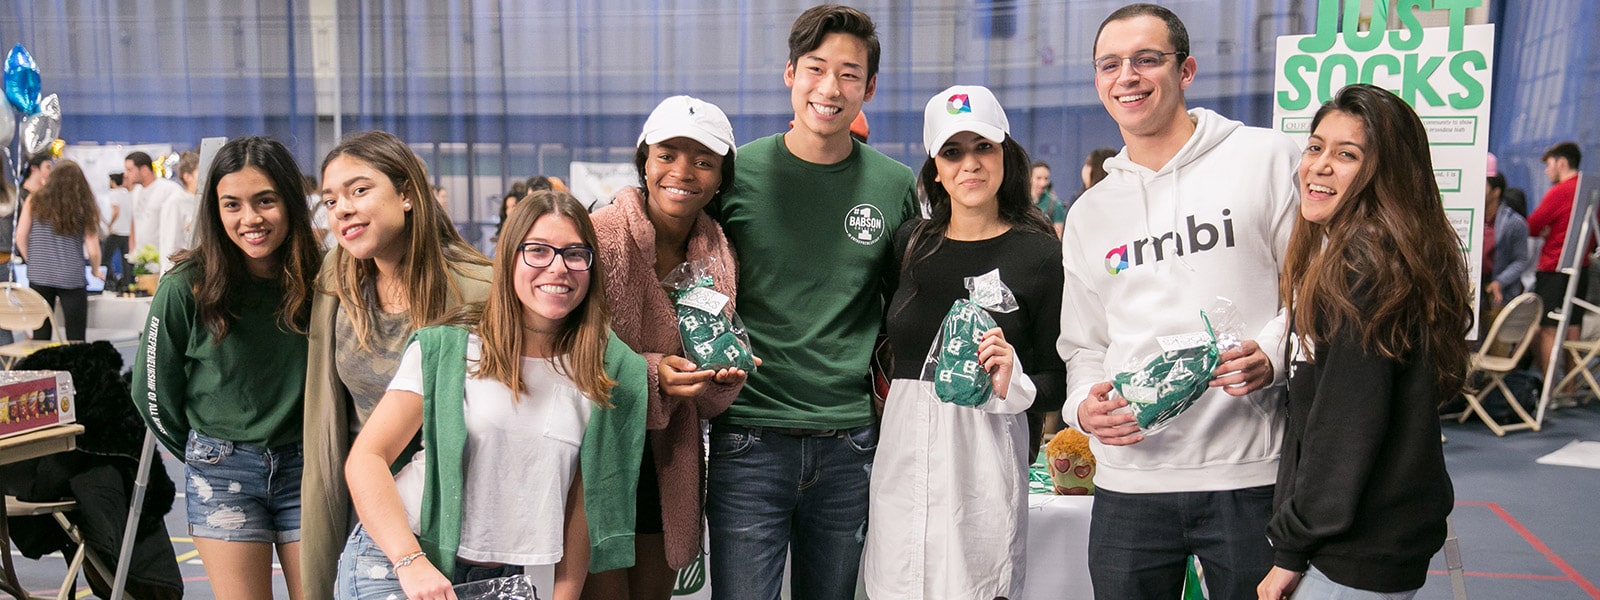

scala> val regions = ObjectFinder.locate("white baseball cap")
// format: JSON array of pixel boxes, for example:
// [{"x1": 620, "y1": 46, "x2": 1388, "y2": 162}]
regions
[
  {"x1": 922, "y1": 85, "x2": 1010, "y2": 158},
  {"x1": 639, "y1": 95, "x2": 737, "y2": 157}
]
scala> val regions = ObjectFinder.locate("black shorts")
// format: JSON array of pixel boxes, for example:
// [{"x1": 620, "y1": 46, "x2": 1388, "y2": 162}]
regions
[
  {"x1": 634, "y1": 442, "x2": 665, "y2": 535},
  {"x1": 1534, "y1": 270, "x2": 1590, "y2": 327}
]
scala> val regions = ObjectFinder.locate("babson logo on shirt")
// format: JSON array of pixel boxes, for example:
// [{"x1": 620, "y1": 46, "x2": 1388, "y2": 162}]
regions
[
  {"x1": 845, "y1": 204, "x2": 887, "y2": 245},
  {"x1": 1103, "y1": 209, "x2": 1236, "y2": 274}
]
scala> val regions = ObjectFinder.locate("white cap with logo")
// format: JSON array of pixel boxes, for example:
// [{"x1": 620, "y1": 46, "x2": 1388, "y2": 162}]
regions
[
  {"x1": 639, "y1": 95, "x2": 737, "y2": 157},
  {"x1": 922, "y1": 85, "x2": 1010, "y2": 158}
]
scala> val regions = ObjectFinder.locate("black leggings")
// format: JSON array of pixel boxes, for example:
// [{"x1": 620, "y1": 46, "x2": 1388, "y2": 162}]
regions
[{"x1": 30, "y1": 284, "x2": 87, "y2": 341}]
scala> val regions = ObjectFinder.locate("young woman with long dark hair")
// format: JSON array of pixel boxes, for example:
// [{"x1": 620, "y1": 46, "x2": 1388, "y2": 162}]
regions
[
  {"x1": 134, "y1": 136, "x2": 323, "y2": 600},
  {"x1": 1258, "y1": 84, "x2": 1471, "y2": 600},
  {"x1": 862, "y1": 85, "x2": 1065, "y2": 599}
]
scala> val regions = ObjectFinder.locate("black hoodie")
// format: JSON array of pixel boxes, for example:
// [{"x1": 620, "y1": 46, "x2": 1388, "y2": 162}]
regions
[{"x1": 1268, "y1": 314, "x2": 1454, "y2": 593}]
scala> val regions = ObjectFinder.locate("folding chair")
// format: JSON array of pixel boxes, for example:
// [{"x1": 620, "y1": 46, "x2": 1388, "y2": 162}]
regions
[
  {"x1": 1553, "y1": 295, "x2": 1600, "y2": 406},
  {"x1": 1458, "y1": 293, "x2": 1542, "y2": 435},
  {"x1": 2, "y1": 497, "x2": 87, "y2": 600},
  {"x1": 0, "y1": 283, "x2": 66, "y2": 369}
]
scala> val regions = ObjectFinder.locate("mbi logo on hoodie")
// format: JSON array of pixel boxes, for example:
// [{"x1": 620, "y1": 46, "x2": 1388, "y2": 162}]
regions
[{"x1": 1103, "y1": 209, "x2": 1236, "y2": 274}]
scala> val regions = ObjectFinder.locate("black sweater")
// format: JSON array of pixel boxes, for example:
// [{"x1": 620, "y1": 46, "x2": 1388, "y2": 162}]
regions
[
  {"x1": 1268, "y1": 319, "x2": 1454, "y2": 592},
  {"x1": 885, "y1": 221, "x2": 1066, "y2": 413}
]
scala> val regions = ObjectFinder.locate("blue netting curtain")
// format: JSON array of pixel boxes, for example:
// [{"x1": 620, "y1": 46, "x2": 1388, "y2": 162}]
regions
[
  {"x1": 0, "y1": 1, "x2": 315, "y2": 167},
  {"x1": 4, "y1": 0, "x2": 1597, "y2": 250}
]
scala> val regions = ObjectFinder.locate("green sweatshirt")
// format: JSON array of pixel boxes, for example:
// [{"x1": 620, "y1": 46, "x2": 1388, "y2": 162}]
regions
[
  {"x1": 133, "y1": 263, "x2": 308, "y2": 456},
  {"x1": 708, "y1": 133, "x2": 918, "y2": 429},
  {"x1": 410, "y1": 324, "x2": 647, "y2": 573}
]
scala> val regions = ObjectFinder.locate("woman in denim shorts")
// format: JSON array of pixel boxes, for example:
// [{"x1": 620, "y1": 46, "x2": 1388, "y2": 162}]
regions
[{"x1": 133, "y1": 137, "x2": 323, "y2": 599}]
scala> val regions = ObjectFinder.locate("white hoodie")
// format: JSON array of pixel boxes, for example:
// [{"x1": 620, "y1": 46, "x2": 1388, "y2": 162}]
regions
[{"x1": 1058, "y1": 107, "x2": 1300, "y2": 494}]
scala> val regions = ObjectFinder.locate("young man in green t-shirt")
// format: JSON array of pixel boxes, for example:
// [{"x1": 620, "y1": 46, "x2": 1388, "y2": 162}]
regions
[{"x1": 704, "y1": 5, "x2": 917, "y2": 598}]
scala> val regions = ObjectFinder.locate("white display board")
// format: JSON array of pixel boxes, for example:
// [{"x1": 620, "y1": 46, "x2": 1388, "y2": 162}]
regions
[
  {"x1": 569, "y1": 161, "x2": 636, "y2": 211},
  {"x1": 62, "y1": 143, "x2": 173, "y2": 195},
  {"x1": 1273, "y1": 1, "x2": 1493, "y2": 337}
]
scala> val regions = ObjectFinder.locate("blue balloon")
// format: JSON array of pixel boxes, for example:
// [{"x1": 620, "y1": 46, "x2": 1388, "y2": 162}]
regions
[{"x1": 4, "y1": 44, "x2": 42, "y2": 115}]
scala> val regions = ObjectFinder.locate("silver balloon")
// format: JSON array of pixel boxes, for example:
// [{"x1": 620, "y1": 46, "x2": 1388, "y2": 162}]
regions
[
  {"x1": 36, "y1": 93, "x2": 57, "y2": 119},
  {"x1": 21, "y1": 112, "x2": 59, "y2": 155},
  {"x1": 0, "y1": 108, "x2": 13, "y2": 149}
]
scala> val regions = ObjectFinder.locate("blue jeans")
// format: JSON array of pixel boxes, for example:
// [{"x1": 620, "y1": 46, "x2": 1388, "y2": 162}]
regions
[
  {"x1": 183, "y1": 431, "x2": 303, "y2": 543},
  {"x1": 1292, "y1": 567, "x2": 1419, "y2": 600},
  {"x1": 334, "y1": 524, "x2": 525, "y2": 600},
  {"x1": 1087, "y1": 485, "x2": 1275, "y2": 600},
  {"x1": 705, "y1": 423, "x2": 877, "y2": 600}
]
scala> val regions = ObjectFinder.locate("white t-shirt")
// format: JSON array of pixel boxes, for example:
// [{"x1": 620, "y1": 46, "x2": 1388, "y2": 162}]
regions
[
  {"x1": 158, "y1": 192, "x2": 199, "y2": 272},
  {"x1": 388, "y1": 334, "x2": 593, "y2": 567},
  {"x1": 131, "y1": 178, "x2": 185, "y2": 255},
  {"x1": 105, "y1": 188, "x2": 132, "y2": 236}
]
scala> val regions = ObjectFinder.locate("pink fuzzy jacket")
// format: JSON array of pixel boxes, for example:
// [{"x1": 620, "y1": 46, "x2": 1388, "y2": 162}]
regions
[{"x1": 592, "y1": 186, "x2": 741, "y2": 569}]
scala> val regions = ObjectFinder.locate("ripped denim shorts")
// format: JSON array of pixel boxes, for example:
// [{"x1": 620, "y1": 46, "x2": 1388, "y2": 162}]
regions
[{"x1": 183, "y1": 430, "x2": 303, "y2": 543}]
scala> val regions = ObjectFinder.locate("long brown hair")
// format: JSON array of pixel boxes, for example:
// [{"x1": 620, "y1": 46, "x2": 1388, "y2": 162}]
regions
[
  {"x1": 473, "y1": 190, "x2": 615, "y2": 406},
  {"x1": 320, "y1": 131, "x2": 490, "y2": 350},
  {"x1": 173, "y1": 137, "x2": 323, "y2": 339},
  {"x1": 1280, "y1": 84, "x2": 1471, "y2": 391},
  {"x1": 29, "y1": 160, "x2": 98, "y2": 236}
]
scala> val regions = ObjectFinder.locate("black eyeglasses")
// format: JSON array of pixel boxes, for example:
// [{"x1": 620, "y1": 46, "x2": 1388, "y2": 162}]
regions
[
  {"x1": 1093, "y1": 50, "x2": 1185, "y2": 78},
  {"x1": 518, "y1": 242, "x2": 595, "y2": 271}
]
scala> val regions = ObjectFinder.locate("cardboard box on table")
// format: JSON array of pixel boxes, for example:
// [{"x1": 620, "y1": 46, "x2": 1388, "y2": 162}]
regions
[{"x1": 0, "y1": 371, "x2": 76, "y2": 440}]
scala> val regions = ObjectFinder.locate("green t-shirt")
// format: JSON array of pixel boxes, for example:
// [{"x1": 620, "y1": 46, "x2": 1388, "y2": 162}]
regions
[
  {"x1": 1035, "y1": 190, "x2": 1065, "y2": 225},
  {"x1": 132, "y1": 263, "x2": 309, "y2": 455},
  {"x1": 708, "y1": 133, "x2": 917, "y2": 429}
]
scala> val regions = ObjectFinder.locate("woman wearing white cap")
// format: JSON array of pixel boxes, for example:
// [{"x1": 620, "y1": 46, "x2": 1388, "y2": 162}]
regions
[
  {"x1": 586, "y1": 95, "x2": 753, "y2": 600},
  {"x1": 863, "y1": 85, "x2": 1065, "y2": 599}
]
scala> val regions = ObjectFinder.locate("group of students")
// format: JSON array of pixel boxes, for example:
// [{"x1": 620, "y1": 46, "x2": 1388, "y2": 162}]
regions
[{"x1": 122, "y1": 3, "x2": 1474, "y2": 600}]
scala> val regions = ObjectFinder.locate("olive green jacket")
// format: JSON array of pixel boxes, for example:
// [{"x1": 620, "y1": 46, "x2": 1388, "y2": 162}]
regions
[{"x1": 298, "y1": 256, "x2": 491, "y2": 600}]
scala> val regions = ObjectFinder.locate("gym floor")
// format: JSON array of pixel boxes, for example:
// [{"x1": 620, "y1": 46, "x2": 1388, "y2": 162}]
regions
[{"x1": 6, "y1": 402, "x2": 1599, "y2": 599}]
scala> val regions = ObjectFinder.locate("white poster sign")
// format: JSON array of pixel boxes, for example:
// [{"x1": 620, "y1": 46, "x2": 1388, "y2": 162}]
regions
[
  {"x1": 568, "y1": 161, "x2": 637, "y2": 211},
  {"x1": 1273, "y1": 1, "x2": 1493, "y2": 337}
]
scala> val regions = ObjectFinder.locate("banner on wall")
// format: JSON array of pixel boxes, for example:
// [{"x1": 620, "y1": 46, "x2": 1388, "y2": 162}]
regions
[{"x1": 1272, "y1": 0, "x2": 1493, "y2": 338}]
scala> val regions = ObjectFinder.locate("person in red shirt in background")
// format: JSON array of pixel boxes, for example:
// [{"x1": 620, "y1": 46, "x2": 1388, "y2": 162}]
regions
[{"x1": 1526, "y1": 141, "x2": 1584, "y2": 375}]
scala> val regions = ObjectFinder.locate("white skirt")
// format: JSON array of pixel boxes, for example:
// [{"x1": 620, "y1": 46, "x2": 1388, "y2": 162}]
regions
[{"x1": 862, "y1": 378, "x2": 1032, "y2": 600}]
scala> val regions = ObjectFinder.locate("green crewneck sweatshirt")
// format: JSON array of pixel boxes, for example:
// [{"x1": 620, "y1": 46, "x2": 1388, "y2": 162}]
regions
[
  {"x1": 133, "y1": 263, "x2": 308, "y2": 455},
  {"x1": 707, "y1": 133, "x2": 918, "y2": 429}
]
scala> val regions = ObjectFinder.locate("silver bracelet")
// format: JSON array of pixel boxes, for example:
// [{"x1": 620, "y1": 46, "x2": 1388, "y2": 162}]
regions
[{"x1": 393, "y1": 550, "x2": 427, "y2": 570}]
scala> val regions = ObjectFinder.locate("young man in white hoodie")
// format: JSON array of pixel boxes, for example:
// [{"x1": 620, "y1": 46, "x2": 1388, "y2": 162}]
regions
[{"x1": 1058, "y1": 4, "x2": 1301, "y2": 599}]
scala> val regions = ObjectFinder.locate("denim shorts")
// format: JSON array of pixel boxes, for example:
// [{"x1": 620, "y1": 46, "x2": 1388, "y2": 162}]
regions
[
  {"x1": 184, "y1": 430, "x2": 303, "y2": 543},
  {"x1": 335, "y1": 524, "x2": 525, "y2": 600},
  {"x1": 1292, "y1": 567, "x2": 1419, "y2": 600}
]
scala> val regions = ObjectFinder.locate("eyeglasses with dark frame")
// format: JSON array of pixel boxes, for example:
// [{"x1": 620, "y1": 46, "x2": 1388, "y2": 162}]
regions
[
  {"x1": 518, "y1": 242, "x2": 596, "y2": 271},
  {"x1": 1093, "y1": 50, "x2": 1186, "y2": 78}
]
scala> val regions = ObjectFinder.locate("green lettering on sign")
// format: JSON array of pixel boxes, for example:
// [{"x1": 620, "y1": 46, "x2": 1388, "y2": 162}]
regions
[
  {"x1": 1448, "y1": 51, "x2": 1487, "y2": 109},
  {"x1": 1319, "y1": 54, "x2": 1360, "y2": 104},
  {"x1": 1278, "y1": 55, "x2": 1318, "y2": 111},
  {"x1": 1403, "y1": 54, "x2": 1446, "y2": 107}
]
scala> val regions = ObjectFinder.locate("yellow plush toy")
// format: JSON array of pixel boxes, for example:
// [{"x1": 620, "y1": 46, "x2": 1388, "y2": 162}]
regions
[{"x1": 1046, "y1": 429, "x2": 1096, "y2": 495}]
